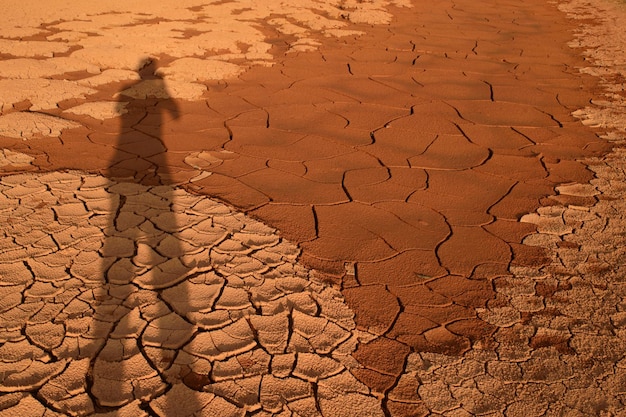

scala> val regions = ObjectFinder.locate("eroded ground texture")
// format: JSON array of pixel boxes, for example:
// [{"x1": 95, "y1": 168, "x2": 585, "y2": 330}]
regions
[{"x1": 1, "y1": 0, "x2": 626, "y2": 415}]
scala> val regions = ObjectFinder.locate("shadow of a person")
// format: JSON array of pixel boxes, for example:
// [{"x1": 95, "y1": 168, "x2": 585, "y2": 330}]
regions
[{"x1": 89, "y1": 59, "x2": 204, "y2": 415}]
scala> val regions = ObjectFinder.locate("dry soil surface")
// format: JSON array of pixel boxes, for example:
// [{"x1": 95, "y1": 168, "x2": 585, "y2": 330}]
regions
[{"x1": 1, "y1": 0, "x2": 626, "y2": 415}]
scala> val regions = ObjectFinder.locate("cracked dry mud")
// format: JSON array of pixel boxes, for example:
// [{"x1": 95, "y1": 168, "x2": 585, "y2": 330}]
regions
[
  {"x1": 0, "y1": 171, "x2": 379, "y2": 416},
  {"x1": 2, "y1": 0, "x2": 626, "y2": 415}
]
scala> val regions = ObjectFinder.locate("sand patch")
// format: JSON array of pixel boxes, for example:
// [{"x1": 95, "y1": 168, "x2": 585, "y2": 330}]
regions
[
  {"x1": 0, "y1": 112, "x2": 79, "y2": 139},
  {"x1": 0, "y1": 58, "x2": 100, "y2": 79},
  {"x1": 77, "y1": 69, "x2": 141, "y2": 87},
  {"x1": 118, "y1": 79, "x2": 207, "y2": 101},
  {"x1": 155, "y1": 58, "x2": 244, "y2": 82},
  {"x1": 64, "y1": 101, "x2": 128, "y2": 120},
  {"x1": 0, "y1": 79, "x2": 95, "y2": 112},
  {"x1": 0, "y1": 149, "x2": 34, "y2": 168}
]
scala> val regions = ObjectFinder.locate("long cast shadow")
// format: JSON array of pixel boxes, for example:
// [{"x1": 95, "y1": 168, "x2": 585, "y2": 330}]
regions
[{"x1": 90, "y1": 59, "x2": 202, "y2": 414}]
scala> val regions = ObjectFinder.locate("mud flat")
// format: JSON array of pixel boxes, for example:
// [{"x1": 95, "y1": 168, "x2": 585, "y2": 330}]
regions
[
  {"x1": 404, "y1": 0, "x2": 626, "y2": 415},
  {"x1": 1, "y1": 0, "x2": 626, "y2": 415}
]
